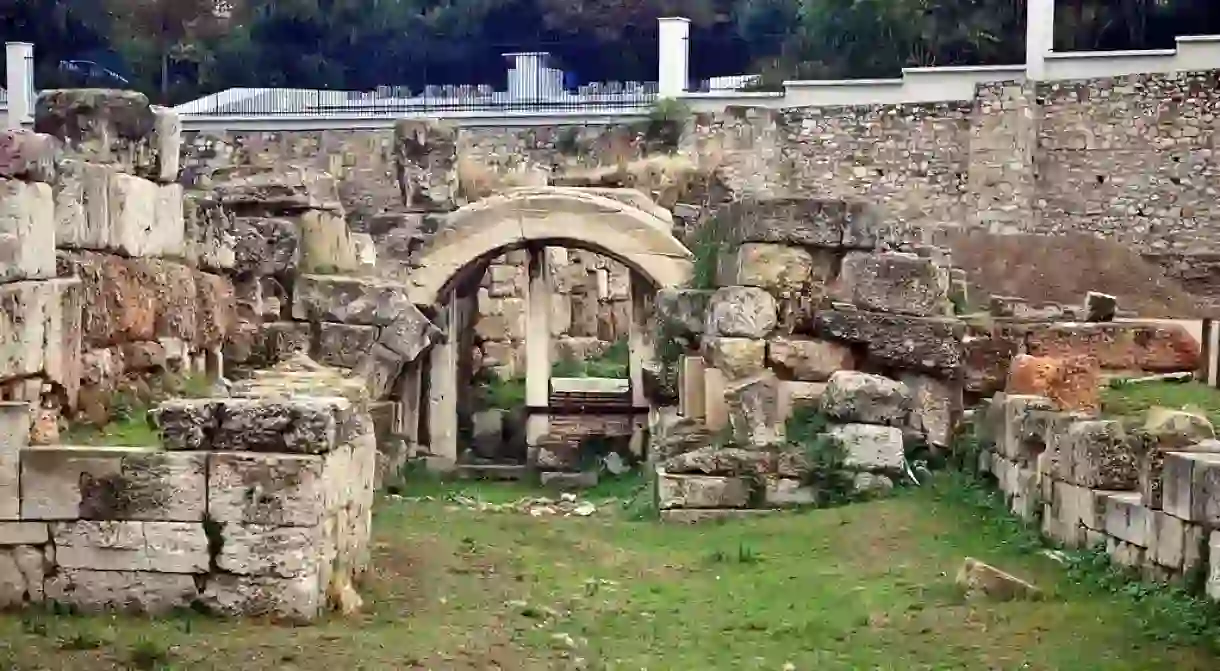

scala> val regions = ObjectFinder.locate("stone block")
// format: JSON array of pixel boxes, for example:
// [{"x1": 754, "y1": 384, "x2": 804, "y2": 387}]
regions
[
  {"x1": 539, "y1": 471, "x2": 600, "y2": 489},
  {"x1": 152, "y1": 397, "x2": 350, "y2": 454},
  {"x1": 231, "y1": 216, "x2": 301, "y2": 276},
  {"x1": 1146, "y1": 510, "x2": 1202, "y2": 571},
  {"x1": 0, "y1": 522, "x2": 48, "y2": 545},
  {"x1": 712, "y1": 197, "x2": 888, "y2": 250},
  {"x1": 655, "y1": 471, "x2": 751, "y2": 509},
  {"x1": 298, "y1": 209, "x2": 360, "y2": 274},
  {"x1": 34, "y1": 89, "x2": 158, "y2": 173},
  {"x1": 655, "y1": 288, "x2": 712, "y2": 337},
  {"x1": 0, "y1": 178, "x2": 55, "y2": 283},
  {"x1": 183, "y1": 194, "x2": 236, "y2": 271},
  {"x1": 109, "y1": 172, "x2": 176, "y2": 257},
  {"x1": 354, "y1": 344, "x2": 406, "y2": 399},
  {"x1": 378, "y1": 306, "x2": 441, "y2": 362},
  {"x1": 0, "y1": 403, "x2": 26, "y2": 520},
  {"x1": 902, "y1": 374, "x2": 958, "y2": 448},
  {"x1": 1065, "y1": 420, "x2": 1138, "y2": 490},
  {"x1": 207, "y1": 452, "x2": 326, "y2": 526},
  {"x1": 777, "y1": 381, "x2": 826, "y2": 422},
  {"x1": 292, "y1": 274, "x2": 414, "y2": 326},
  {"x1": 315, "y1": 323, "x2": 378, "y2": 369},
  {"x1": 663, "y1": 447, "x2": 775, "y2": 476},
  {"x1": 702, "y1": 337, "x2": 766, "y2": 380},
  {"x1": 227, "y1": 321, "x2": 313, "y2": 369},
  {"x1": 213, "y1": 166, "x2": 342, "y2": 213},
  {"x1": 996, "y1": 395, "x2": 1057, "y2": 463},
  {"x1": 725, "y1": 373, "x2": 785, "y2": 448},
  {"x1": 962, "y1": 328, "x2": 1023, "y2": 396},
  {"x1": 44, "y1": 569, "x2": 199, "y2": 615},
  {"x1": 1085, "y1": 291, "x2": 1117, "y2": 322},
  {"x1": 149, "y1": 105, "x2": 180, "y2": 182},
  {"x1": 394, "y1": 119, "x2": 458, "y2": 212},
  {"x1": 485, "y1": 263, "x2": 525, "y2": 297},
  {"x1": 200, "y1": 573, "x2": 323, "y2": 623},
  {"x1": 195, "y1": 271, "x2": 237, "y2": 350},
  {"x1": 825, "y1": 424, "x2": 905, "y2": 471},
  {"x1": 767, "y1": 337, "x2": 854, "y2": 382},
  {"x1": 53, "y1": 160, "x2": 111, "y2": 252},
  {"x1": 812, "y1": 309, "x2": 964, "y2": 376},
  {"x1": 218, "y1": 523, "x2": 323, "y2": 578},
  {"x1": 705, "y1": 368, "x2": 728, "y2": 432},
  {"x1": 52, "y1": 520, "x2": 209, "y2": 573},
  {"x1": 0, "y1": 545, "x2": 48, "y2": 607},
  {"x1": 820, "y1": 371, "x2": 911, "y2": 427},
  {"x1": 1103, "y1": 492, "x2": 1151, "y2": 547},
  {"x1": 705, "y1": 287, "x2": 777, "y2": 338},
  {"x1": 1106, "y1": 537, "x2": 1146, "y2": 569},
  {"x1": 1162, "y1": 451, "x2": 1220, "y2": 525},
  {"x1": 21, "y1": 446, "x2": 206, "y2": 521},
  {"x1": 1139, "y1": 435, "x2": 1220, "y2": 512},
  {"x1": 834, "y1": 251, "x2": 949, "y2": 317},
  {"x1": 660, "y1": 509, "x2": 782, "y2": 524},
  {"x1": 1005, "y1": 354, "x2": 1101, "y2": 412},
  {"x1": 0, "y1": 129, "x2": 59, "y2": 183},
  {"x1": 1023, "y1": 322, "x2": 1199, "y2": 374},
  {"x1": 765, "y1": 479, "x2": 816, "y2": 507},
  {"x1": 716, "y1": 243, "x2": 820, "y2": 294},
  {"x1": 678, "y1": 356, "x2": 707, "y2": 420}
]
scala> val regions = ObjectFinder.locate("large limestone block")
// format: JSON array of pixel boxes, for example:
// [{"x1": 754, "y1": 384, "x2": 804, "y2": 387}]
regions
[
  {"x1": 1162, "y1": 452, "x2": 1220, "y2": 524},
  {"x1": 663, "y1": 446, "x2": 776, "y2": 476},
  {"x1": 0, "y1": 545, "x2": 48, "y2": 607},
  {"x1": 778, "y1": 380, "x2": 826, "y2": 421},
  {"x1": 218, "y1": 523, "x2": 323, "y2": 578},
  {"x1": 213, "y1": 166, "x2": 342, "y2": 213},
  {"x1": 705, "y1": 287, "x2": 777, "y2": 338},
  {"x1": 232, "y1": 216, "x2": 301, "y2": 275},
  {"x1": 20, "y1": 447, "x2": 205, "y2": 521},
  {"x1": 649, "y1": 408, "x2": 712, "y2": 461},
  {"x1": 1023, "y1": 322, "x2": 1199, "y2": 374},
  {"x1": 195, "y1": 271, "x2": 237, "y2": 349},
  {"x1": 52, "y1": 520, "x2": 209, "y2": 573},
  {"x1": 995, "y1": 394, "x2": 1057, "y2": 462},
  {"x1": 0, "y1": 128, "x2": 59, "y2": 183},
  {"x1": 716, "y1": 243, "x2": 821, "y2": 294},
  {"x1": 0, "y1": 281, "x2": 57, "y2": 382},
  {"x1": 1065, "y1": 420, "x2": 1137, "y2": 490},
  {"x1": 813, "y1": 309, "x2": 964, "y2": 376},
  {"x1": 152, "y1": 182, "x2": 187, "y2": 256},
  {"x1": 354, "y1": 344, "x2": 406, "y2": 399},
  {"x1": 183, "y1": 193, "x2": 236, "y2": 272},
  {"x1": 299, "y1": 209, "x2": 360, "y2": 274},
  {"x1": 1005, "y1": 354, "x2": 1100, "y2": 412},
  {"x1": 1147, "y1": 510, "x2": 1204, "y2": 571},
  {"x1": 315, "y1": 323, "x2": 378, "y2": 369},
  {"x1": 200, "y1": 573, "x2": 323, "y2": 623},
  {"x1": 153, "y1": 397, "x2": 351, "y2": 454},
  {"x1": 207, "y1": 452, "x2": 327, "y2": 526},
  {"x1": 1103, "y1": 492, "x2": 1151, "y2": 548},
  {"x1": 292, "y1": 275, "x2": 414, "y2": 326},
  {"x1": 34, "y1": 89, "x2": 158, "y2": 174},
  {"x1": 0, "y1": 178, "x2": 55, "y2": 283},
  {"x1": 655, "y1": 288, "x2": 712, "y2": 337},
  {"x1": 44, "y1": 569, "x2": 198, "y2": 615},
  {"x1": 834, "y1": 252, "x2": 949, "y2": 317},
  {"x1": 0, "y1": 522, "x2": 48, "y2": 545},
  {"x1": 0, "y1": 403, "x2": 27, "y2": 520},
  {"x1": 962, "y1": 327, "x2": 1023, "y2": 396},
  {"x1": 395, "y1": 119, "x2": 459, "y2": 211},
  {"x1": 1138, "y1": 411, "x2": 1218, "y2": 509},
  {"x1": 54, "y1": 160, "x2": 112, "y2": 251},
  {"x1": 820, "y1": 371, "x2": 911, "y2": 427},
  {"x1": 711, "y1": 197, "x2": 889, "y2": 250},
  {"x1": 109, "y1": 172, "x2": 178, "y2": 257},
  {"x1": 825, "y1": 424, "x2": 906, "y2": 471},
  {"x1": 379, "y1": 307, "x2": 441, "y2": 362},
  {"x1": 702, "y1": 337, "x2": 766, "y2": 380},
  {"x1": 902, "y1": 374, "x2": 959, "y2": 448},
  {"x1": 656, "y1": 470, "x2": 751, "y2": 509},
  {"x1": 767, "y1": 337, "x2": 854, "y2": 382},
  {"x1": 725, "y1": 373, "x2": 785, "y2": 449}
]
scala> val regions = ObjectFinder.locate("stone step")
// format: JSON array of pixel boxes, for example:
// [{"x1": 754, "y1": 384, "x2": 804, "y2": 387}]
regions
[{"x1": 456, "y1": 464, "x2": 527, "y2": 481}]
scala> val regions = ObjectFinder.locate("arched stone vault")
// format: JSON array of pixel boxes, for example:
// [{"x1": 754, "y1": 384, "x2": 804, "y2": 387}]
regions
[{"x1": 406, "y1": 187, "x2": 693, "y2": 306}]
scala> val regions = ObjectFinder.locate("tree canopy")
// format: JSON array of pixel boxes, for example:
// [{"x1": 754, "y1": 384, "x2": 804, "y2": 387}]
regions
[{"x1": 1, "y1": 0, "x2": 1218, "y2": 104}]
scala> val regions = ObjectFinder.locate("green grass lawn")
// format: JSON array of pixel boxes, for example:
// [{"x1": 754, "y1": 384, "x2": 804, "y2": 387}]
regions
[
  {"x1": 1101, "y1": 381, "x2": 1220, "y2": 426},
  {"x1": 2, "y1": 476, "x2": 1218, "y2": 670}
]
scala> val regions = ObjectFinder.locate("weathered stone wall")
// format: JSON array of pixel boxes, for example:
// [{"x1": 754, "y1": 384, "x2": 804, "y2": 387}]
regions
[
  {"x1": 0, "y1": 361, "x2": 376, "y2": 621},
  {"x1": 981, "y1": 393, "x2": 1220, "y2": 599},
  {"x1": 182, "y1": 68, "x2": 1220, "y2": 310}
]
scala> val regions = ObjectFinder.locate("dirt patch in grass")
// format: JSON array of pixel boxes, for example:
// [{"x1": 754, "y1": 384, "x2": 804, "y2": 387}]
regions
[
  {"x1": 946, "y1": 230, "x2": 1203, "y2": 318},
  {"x1": 0, "y1": 480, "x2": 1217, "y2": 670}
]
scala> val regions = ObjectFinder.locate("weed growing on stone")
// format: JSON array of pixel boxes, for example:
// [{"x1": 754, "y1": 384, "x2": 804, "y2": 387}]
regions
[
  {"x1": 643, "y1": 97, "x2": 691, "y2": 151},
  {"x1": 785, "y1": 406, "x2": 858, "y2": 506},
  {"x1": 477, "y1": 375, "x2": 526, "y2": 410}
]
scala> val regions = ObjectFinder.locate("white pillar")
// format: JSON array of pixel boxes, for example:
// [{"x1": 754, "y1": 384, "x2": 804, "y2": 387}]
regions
[
  {"x1": 524, "y1": 247, "x2": 552, "y2": 446},
  {"x1": 5, "y1": 42, "x2": 34, "y2": 129},
  {"x1": 1026, "y1": 0, "x2": 1055, "y2": 81},
  {"x1": 657, "y1": 17, "x2": 690, "y2": 97},
  {"x1": 426, "y1": 297, "x2": 458, "y2": 470}
]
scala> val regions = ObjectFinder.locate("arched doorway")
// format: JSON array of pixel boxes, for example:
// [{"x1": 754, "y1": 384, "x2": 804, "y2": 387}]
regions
[{"x1": 408, "y1": 187, "x2": 693, "y2": 470}]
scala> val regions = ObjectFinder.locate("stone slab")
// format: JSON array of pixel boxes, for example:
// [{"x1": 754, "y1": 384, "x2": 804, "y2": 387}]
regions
[
  {"x1": 207, "y1": 452, "x2": 327, "y2": 526},
  {"x1": 0, "y1": 522, "x2": 48, "y2": 545},
  {"x1": 0, "y1": 178, "x2": 55, "y2": 284},
  {"x1": 0, "y1": 545, "x2": 48, "y2": 607},
  {"x1": 1103, "y1": 492, "x2": 1152, "y2": 548},
  {"x1": 21, "y1": 446, "x2": 205, "y2": 521},
  {"x1": 315, "y1": 323, "x2": 379, "y2": 369},
  {"x1": 218, "y1": 523, "x2": 323, "y2": 578},
  {"x1": 292, "y1": 274, "x2": 414, "y2": 326},
  {"x1": 44, "y1": 569, "x2": 199, "y2": 615},
  {"x1": 199, "y1": 573, "x2": 323, "y2": 623},
  {"x1": 826, "y1": 423, "x2": 906, "y2": 471},
  {"x1": 0, "y1": 403, "x2": 27, "y2": 520},
  {"x1": 812, "y1": 308, "x2": 964, "y2": 376},
  {"x1": 656, "y1": 470, "x2": 750, "y2": 509},
  {"x1": 1161, "y1": 451, "x2": 1220, "y2": 525},
  {"x1": 660, "y1": 509, "x2": 782, "y2": 524},
  {"x1": 152, "y1": 397, "x2": 351, "y2": 454},
  {"x1": 52, "y1": 520, "x2": 209, "y2": 573}
]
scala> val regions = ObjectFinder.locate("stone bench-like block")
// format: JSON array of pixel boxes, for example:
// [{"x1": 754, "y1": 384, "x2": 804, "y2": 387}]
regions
[
  {"x1": 1161, "y1": 452, "x2": 1220, "y2": 525},
  {"x1": 152, "y1": 397, "x2": 352, "y2": 454},
  {"x1": 21, "y1": 446, "x2": 205, "y2": 521},
  {"x1": 656, "y1": 470, "x2": 751, "y2": 509},
  {"x1": 52, "y1": 520, "x2": 209, "y2": 573},
  {"x1": 44, "y1": 569, "x2": 198, "y2": 615},
  {"x1": 207, "y1": 452, "x2": 327, "y2": 527}
]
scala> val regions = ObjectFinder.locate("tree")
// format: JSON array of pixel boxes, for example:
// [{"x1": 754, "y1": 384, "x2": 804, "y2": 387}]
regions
[{"x1": 104, "y1": 0, "x2": 232, "y2": 100}]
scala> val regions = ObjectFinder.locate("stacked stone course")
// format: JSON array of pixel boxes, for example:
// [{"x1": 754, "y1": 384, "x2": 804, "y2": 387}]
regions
[
  {"x1": 0, "y1": 357, "x2": 375, "y2": 621},
  {"x1": 650, "y1": 197, "x2": 965, "y2": 520}
]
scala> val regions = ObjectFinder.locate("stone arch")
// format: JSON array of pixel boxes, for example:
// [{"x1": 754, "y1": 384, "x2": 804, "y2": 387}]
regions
[{"x1": 405, "y1": 187, "x2": 693, "y2": 306}]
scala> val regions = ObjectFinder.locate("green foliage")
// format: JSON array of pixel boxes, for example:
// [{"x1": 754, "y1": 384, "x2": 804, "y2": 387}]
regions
[
  {"x1": 478, "y1": 376, "x2": 527, "y2": 411},
  {"x1": 1101, "y1": 381, "x2": 1220, "y2": 425},
  {"x1": 128, "y1": 636, "x2": 172, "y2": 670},
  {"x1": 644, "y1": 97, "x2": 691, "y2": 151},
  {"x1": 784, "y1": 406, "x2": 858, "y2": 506},
  {"x1": 550, "y1": 339, "x2": 630, "y2": 379},
  {"x1": 62, "y1": 373, "x2": 215, "y2": 447}
]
